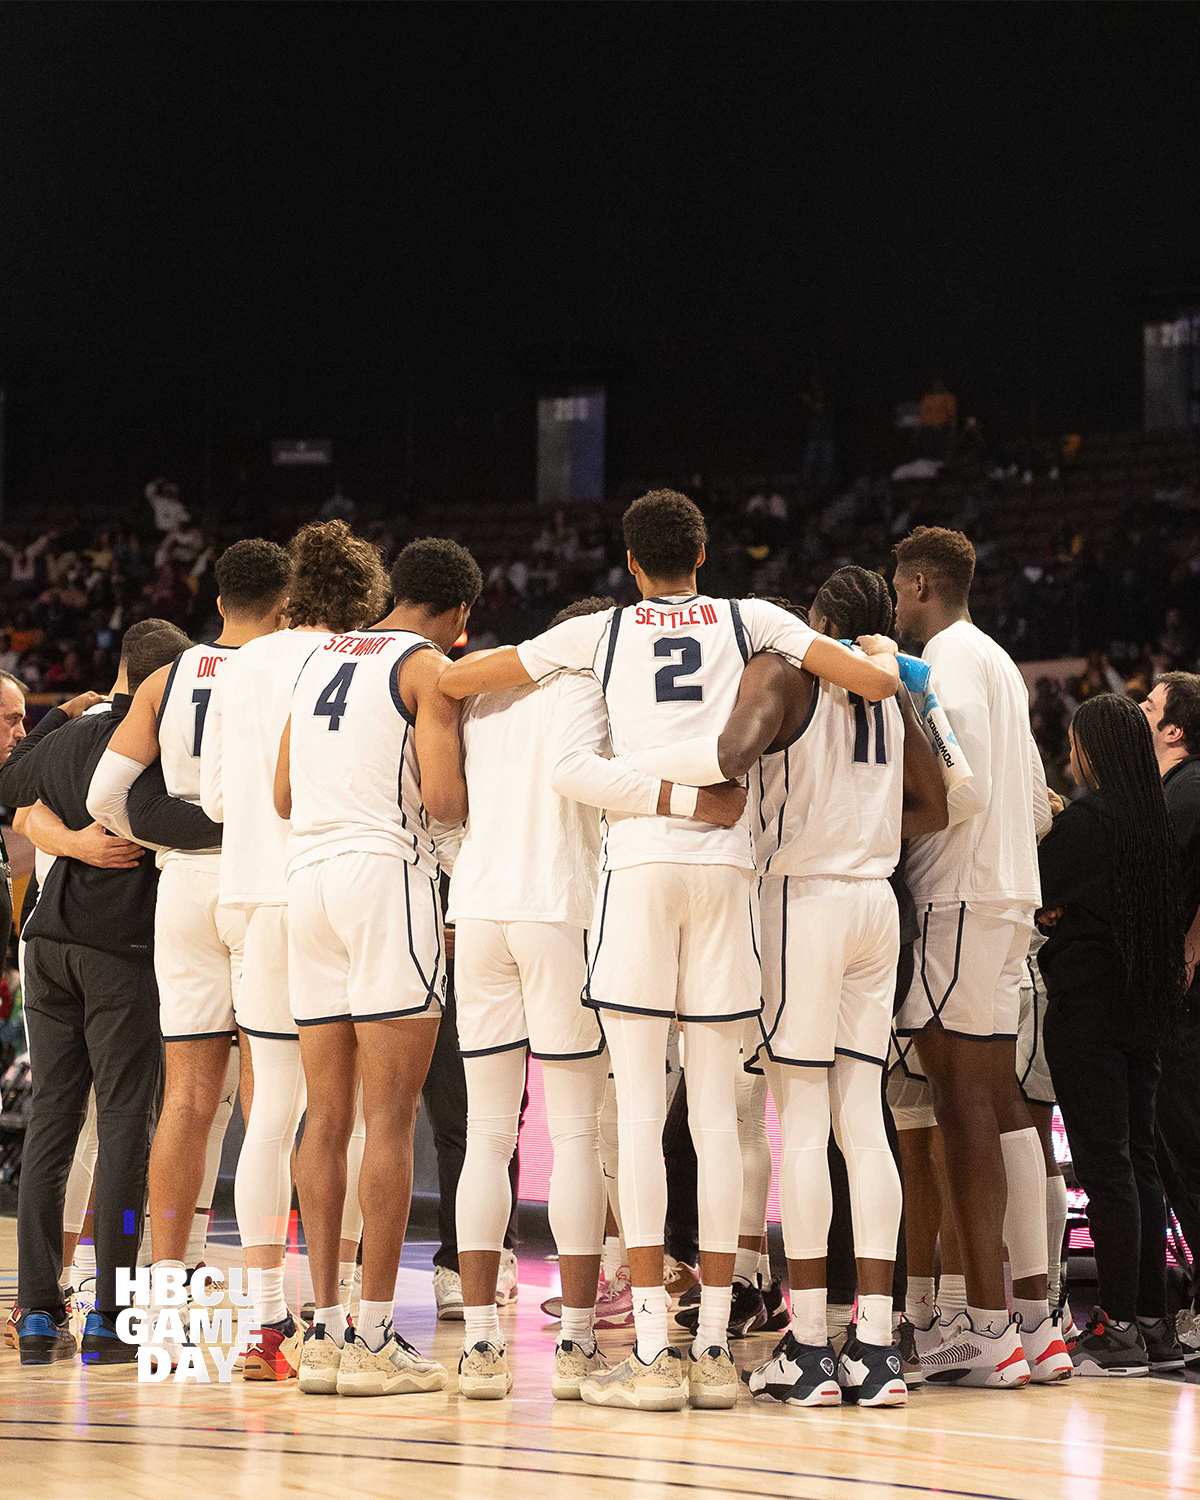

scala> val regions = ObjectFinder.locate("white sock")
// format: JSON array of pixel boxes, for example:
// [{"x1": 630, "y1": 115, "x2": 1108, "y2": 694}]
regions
[
  {"x1": 1046, "y1": 1174, "x2": 1068, "y2": 1306},
  {"x1": 338, "y1": 1261, "x2": 359, "y2": 1310},
  {"x1": 906, "y1": 1275, "x2": 936, "y2": 1326},
  {"x1": 58, "y1": 1264, "x2": 74, "y2": 1293},
  {"x1": 463, "y1": 1304, "x2": 502, "y2": 1351},
  {"x1": 357, "y1": 1298, "x2": 394, "y2": 1351},
  {"x1": 968, "y1": 1304, "x2": 1008, "y2": 1336},
  {"x1": 939, "y1": 1273, "x2": 967, "y2": 1318},
  {"x1": 632, "y1": 1283, "x2": 669, "y2": 1363},
  {"x1": 314, "y1": 1304, "x2": 347, "y2": 1346},
  {"x1": 734, "y1": 1247, "x2": 760, "y2": 1286},
  {"x1": 1013, "y1": 1296, "x2": 1049, "y2": 1330},
  {"x1": 255, "y1": 1264, "x2": 287, "y2": 1327},
  {"x1": 695, "y1": 1284, "x2": 732, "y2": 1353},
  {"x1": 72, "y1": 1242, "x2": 96, "y2": 1280},
  {"x1": 601, "y1": 1235, "x2": 625, "y2": 1283},
  {"x1": 560, "y1": 1305, "x2": 596, "y2": 1347},
  {"x1": 790, "y1": 1287, "x2": 827, "y2": 1346},
  {"x1": 827, "y1": 1301, "x2": 854, "y2": 1341},
  {"x1": 857, "y1": 1294, "x2": 893, "y2": 1348},
  {"x1": 185, "y1": 1210, "x2": 209, "y2": 1269},
  {"x1": 758, "y1": 1251, "x2": 772, "y2": 1286}
]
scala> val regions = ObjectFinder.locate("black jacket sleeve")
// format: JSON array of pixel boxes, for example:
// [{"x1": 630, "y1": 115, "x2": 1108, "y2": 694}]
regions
[
  {"x1": 126, "y1": 761, "x2": 223, "y2": 850},
  {"x1": 0, "y1": 707, "x2": 69, "y2": 809},
  {"x1": 1037, "y1": 799, "x2": 1106, "y2": 912}
]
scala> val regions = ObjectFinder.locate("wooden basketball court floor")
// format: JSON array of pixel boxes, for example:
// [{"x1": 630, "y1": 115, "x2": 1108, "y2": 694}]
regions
[{"x1": 1, "y1": 1217, "x2": 1196, "y2": 1500}]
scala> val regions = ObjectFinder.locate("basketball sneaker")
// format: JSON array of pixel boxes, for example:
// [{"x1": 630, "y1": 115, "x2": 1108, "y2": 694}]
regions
[
  {"x1": 17, "y1": 1309, "x2": 76, "y2": 1366},
  {"x1": 676, "y1": 1279, "x2": 702, "y2": 1312},
  {"x1": 688, "y1": 1344, "x2": 739, "y2": 1408},
  {"x1": 1020, "y1": 1310, "x2": 1073, "y2": 1383},
  {"x1": 80, "y1": 1309, "x2": 138, "y2": 1365},
  {"x1": 552, "y1": 1338, "x2": 609, "y2": 1400},
  {"x1": 594, "y1": 1272, "x2": 634, "y2": 1330},
  {"x1": 4, "y1": 1305, "x2": 19, "y2": 1351},
  {"x1": 457, "y1": 1341, "x2": 513, "y2": 1399},
  {"x1": 495, "y1": 1248, "x2": 519, "y2": 1307},
  {"x1": 896, "y1": 1317, "x2": 926, "y2": 1385},
  {"x1": 433, "y1": 1266, "x2": 465, "y2": 1321},
  {"x1": 675, "y1": 1279, "x2": 767, "y2": 1338},
  {"x1": 1070, "y1": 1309, "x2": 1149, "y2": 1377},
  {"x1": 299, "y1": 1322, "x2": 344, "y2": 1394},
  {"x1": 746, "y1": 1332, "x2": 841, "y2": 1406},
  {"x1": 1176, "y1": 1306, "x2": 1200, "y2": 1365},
  {"x1": 1137, "y1": 1316, "x2": 1185, "y2": 1372},
  {"x1": 761, "y1": 1276, "x2": 789, "y2": 1333},
  {"x1": 580, "y1": 1345, "x2": 688, "y2": 1410},
  {"x1": 920, "y1": 1312, "x2": 1030, "y2": 1388},
  {"x1": 912, "y1": 1312, "x2": 947, "y2": 1361},
  {"x1": 664, "y1": 1256, "x2": 700, "y2": 1303},
  {"x1": 336, "y1": 1324, "x2": 448, "y2": 1396},
  {"x1": 70, "y1": 1278, "x2": 94, "y2": 1342},
  {"x1": 838, "y1": 1328, "x2": 908, "y2": 1407},
  {"x1": 243, "y1": 1314, "x2": 303, "y2": 1381}
]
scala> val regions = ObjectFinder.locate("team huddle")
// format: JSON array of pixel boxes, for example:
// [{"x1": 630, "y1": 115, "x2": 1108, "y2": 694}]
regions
[{"x1": 8, "y1": 488, "x2": 1079, "y2": 1411}]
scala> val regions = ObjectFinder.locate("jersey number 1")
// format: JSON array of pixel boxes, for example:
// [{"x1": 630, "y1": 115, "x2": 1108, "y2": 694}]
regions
[
  {"x1": 654, "y1": 636, "x2": 703, "y2": 702},
  {"x1": 190, "y1": 689, "x2": 211, "y2": 757},
  {"x1": 314, "y1": 662, "x2": 358, "y2": 731},
  {"x1": 849, "y1": 693, "x2": 888, "y2": 765}
]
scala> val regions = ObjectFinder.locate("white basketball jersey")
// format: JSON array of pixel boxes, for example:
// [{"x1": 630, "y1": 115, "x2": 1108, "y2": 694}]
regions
[
  {"x1": 754, "y1": 675, "x2": 904, "y2": 879},
  {"x1": 156, "y1": 642, "x2": 232, "y2": 868},
  {"x1": 287, "y1": 628, "x2": 439, "y2": 880},
  {"x1": 517, "y1": 593, "x2": 818, "y2": 871},
  {"x1": 202, "y1": 628, "x2": 331, "y2": 908}
]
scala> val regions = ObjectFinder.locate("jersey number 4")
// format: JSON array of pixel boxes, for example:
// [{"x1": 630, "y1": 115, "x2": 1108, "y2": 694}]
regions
[
  {"x1": 314, "y1": 662, "x2": 358, "y2": 732},
  {"x1": 654, "y1": 636, "x2": 704, "y2": 702},
  {"x1": 849, "y1": 693, "x2": 888, "y2": 765}
]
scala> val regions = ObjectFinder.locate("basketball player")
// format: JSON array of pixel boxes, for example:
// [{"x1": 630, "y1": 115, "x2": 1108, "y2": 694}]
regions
[
  {"x1": 275, "y1": 536, "x2": 481, "y2": 1398},
  {"x1": 88, "y1": 541, "x2": 291, "y2": 1350},
  {"x1": 440, "y1": 490, "x2": 900, "y2": 1411},
  {"x1": 891, "y1": 526, "x2": 1070, "y2": 1386},
  {"x1": 451, "y1": 595, "x2": 745, "y2": 1401},
  {"x1": 199, "y1": 521, "x2": 385, "y2": 1378}
]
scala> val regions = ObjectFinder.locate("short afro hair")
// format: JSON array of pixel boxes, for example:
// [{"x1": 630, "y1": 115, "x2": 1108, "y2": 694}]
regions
[
  {"x1": 893, "y1": 525, "x2": 976, "y2": 604},
  {"x1": 548, "y1": 595, "x2": 617, "y2": 629},
  {"x1": 286, "y1": 520, "x2": 389, "y2": 633},
  {"x1": 215, "y1": 538, "x2": 291, "y2": 615},
  {"x1": 390, "y1": 538, "x2": 482, "y2": 617},
  {"x1": 127, "y1": 626, "x2": 192, "y2": 695},
  {"x1": 813, "y1": 565, "x2": 895, "y2": 639},
  {"x1": 622, "y1": 489, "x2": 707, "y2": 580}
]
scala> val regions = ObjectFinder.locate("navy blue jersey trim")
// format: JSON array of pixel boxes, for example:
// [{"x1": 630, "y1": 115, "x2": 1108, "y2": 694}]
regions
[
  {"x1": 647, "y1": 594, "x2": 699, "y2": 605},
  {"x1": 582, "y1": 873, "x2": 611, "y2": 1003},
  {"x1": 895, "y1": 1021, "x2": 1019, "y2": 1044},
  {"x1": 237, "y1": 1025, "x2": 299, "y2": 1042},
  {"x1": 600, "y1": 609, "x2": 624, "y2": 693},
  {"x1": 729, "y1": 599, "x2": 749, "y2": 664},
  {"x1": 295, "y1": 1014, "x2": 353, "y2": 1027},
  {"x1": 459, "y1": 1038, "x2": 530, "y2": 1059},
  {"x1": 155, "y1": 654, "x2": 185, "y2": 730},
  {"x1": 758, "y1": 1050, "x2": 834, "y2": 1068},
  {"x1": 676, "y1": 1007, "x2": 763, "y2": 1023},
  {"x1": 582, "y1": 997, "x2": 676, "y2": 1019},
  {"x1": 390, "y1": 639, "x2": 438, "y2": 726},
  {"x1": 761, "y1": 875, "x2": 789, "y2": 1049},
  {"x1": 162, "y1": 1027, "x2": 237, "y2": 1042},
  {"x1": 531, "y1": 1039, "x2": 607, "y2": 1061},
  {"x1": 834, "y1": 1045, "x2": 887, "y2": 1067},
  {"x1": 402, "y1": 862, "x2": 444, "y2": 1006},
  {"x1": 353, "y1": 996, "x2": 441, "y2": 1022}
]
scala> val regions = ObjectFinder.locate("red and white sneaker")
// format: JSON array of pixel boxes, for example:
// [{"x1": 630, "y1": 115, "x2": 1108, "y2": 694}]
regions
[
  {"x1": 594, "y1": 1270, "x2": 634, "y2": 1331},
  {"x1": 243, "y1": 1314, "x2": 303, "y2": 1381},
  {"x1": 921, "y1": 1312, "x2": 1031, "y2": 1388},
  {"x1": 1021, "y1": 1310, "x2": 1073, "y2": 1383},
  {"x1": 911, "y1": 1312, "x2": 946, "y2": 1361}
]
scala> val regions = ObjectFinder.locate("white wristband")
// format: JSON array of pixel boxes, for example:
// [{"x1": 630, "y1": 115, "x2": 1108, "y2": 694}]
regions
[{"x1": 669, "y1": 783, "x2": 699, "y2": 818}]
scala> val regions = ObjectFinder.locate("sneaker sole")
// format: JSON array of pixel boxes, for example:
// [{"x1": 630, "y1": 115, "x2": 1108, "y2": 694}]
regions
[
  {"x1": 78, "y1": 1347, "x2": 139, "y2": 1366},
  {"x1": 299, "y1": 1368, "x2": 340, "y2": 1394},
  {"x1": 1150, "y1": 1357, "x2": 1186, "y2": 1371},
  {"x1": 495, "y1": 1291, "x2": 518, "y2": 1308},
  {"x1": 729, "y1": 1314, "x2": 768, "y2": 1338},
  {"x1": 842, "y1": 1380, "x2": 908, "y2": 1407},
  {"x1": 1073, "y1": 1359, "x2": 1149, "y2": 1378},
  {"x1": 750, "y1": 1380, "x2": 841, "y2": 1407},
  {"x1": 337, "y1": 1369, "x2": 448, "y2": 1396},
  {"x1": 551, "y1": 1376, "x2": 587, "y2": 1400},
  {"x1": 690, "y1": 1382, "x2": 739, "y2": 1409},
  {"x1": 436, "y1": 1306, "x2": 465, "y2": 1322},
  {"x1": 459, "y1": 1373, "x2": 513, "y2": 1399},
  {"x1": 1027, "y1": 1358, "x2": 1074, "y2": 1383},
  {"x1": 18, "y1": 1341, "x2": 76, "y2": 1365},
  {"x1": 580, "y1": 1383, "x2": 688, "y2": 1411},
  {"x1": 243, "y1": 1354, "x2": 300, "y2": 1381},
  {"x1": 925, "y1": 1366, "x2": 1031, "y2": 1388}
]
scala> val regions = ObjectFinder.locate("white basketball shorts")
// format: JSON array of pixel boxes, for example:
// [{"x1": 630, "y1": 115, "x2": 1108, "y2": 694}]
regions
[
  {"x1": 755, "y1": 874, "x2": 899, "y2": 1069},
  {"x1": 454, "y1": 919, "x2": 604, "y2": 1060},
  {"x1": 155, "y1": 860, "x2": 246, "y2": 1041},
  {"x1": 235, "y1": 904, "x2": 297, "y2": 1041},
  {"x1": 886, "y1": 1032, "x2": 938, "y2": 1130},
  {"x1": 1015, "y1": 944, "x2": 1054, "y2": 1106},
  {"x1": 894, "y1": 904, "x2": 1031, "y2": 1046},
  {"x1": 583, "y1": 862, "x2": 760, "y2": 1023},
  {"x1": 287, "y1": 851, "x2": 445, "y2": 1026}
]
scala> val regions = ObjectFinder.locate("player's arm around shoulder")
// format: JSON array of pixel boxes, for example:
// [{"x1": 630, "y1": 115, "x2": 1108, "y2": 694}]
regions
[
  {"x1": 899, "y1": 687, "x2": 949, "y2": 837},
  {"x1": 438, "y1": 645, "x2": 531, "y2": 700},
  {"x1": 804, "y1": 633, "x2": 900, "y2": 702},
  {"x1": 404, "y1": 648, "x2": 468, "y2": 825}
]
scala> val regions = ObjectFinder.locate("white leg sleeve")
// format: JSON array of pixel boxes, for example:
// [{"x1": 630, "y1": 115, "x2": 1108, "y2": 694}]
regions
[
  {"x1": 767, "y1": 1061, "x2": 833, "y2": 1260},
  {"x1": 683, "y1": 1021, "x2": 744, "y2": 1257},
  {"x1": 456, "y1": 1049, "x2": 526, "y2": 1253},
  {"x1": 736, "y1": 1063, "x2": 771, "y2": 1239},
  {"x1": 604, "y1": 1012, "x2": 671, "y2": 1250},
  {"x1": 197, "y1": 1044, "x2": 240, "y2": 1214},
  {"x1": 341, "y1": 1082, "x2": 366, "y2": 1243},
  {"x1": 830, "y1": 1055, "x2": 902, "y2": 1263},
  {"x1": 63, "y1": 1089, "x2": 99, "y2": 1236},
  {"x1": 1001, "y1": 1126, "x2": 1049, "y2": 1281},
  {"x1": 597, "y1": 1068, "x2": 622, "y2": 1234},
  {"x1": 543, "y1": 1055, "x2": 607, "y2": 1257},
  {"x1": 235, "y1": 1037, "x2": 307, "y2": 1248}
]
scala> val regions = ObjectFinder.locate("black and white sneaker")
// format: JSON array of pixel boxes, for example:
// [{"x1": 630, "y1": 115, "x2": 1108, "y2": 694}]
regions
[
  {"x1": 746, "y1": 1331, "x2": 841, "y2": 1406},
  {"x1": 838, "y1": 1326, "x2": 908, "y2": 1407},
  {"x1": 896, "y1": 1316, "x2": 926, "y2": 1385},
  {"x1": 1138, "y1": 1316, "x2": 1186, "y2": 1372},
  {"x1": 1071, "y1": 1308, "x2": 1149, "y2": 1378},
  {"x1": 674, "y1": 1278, "x2": 767, "y2": 1338},
  {"x1": 761, "y1": 1276, "x2": 789, "y2": 1332}
]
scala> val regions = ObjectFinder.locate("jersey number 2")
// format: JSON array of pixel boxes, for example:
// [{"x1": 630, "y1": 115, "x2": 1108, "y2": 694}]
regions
[
  {"x1": 654, "y1": 636, "x2": 703, "y2": 702},
  {"x1": 849, "y1": 693, "x2": 888, "y2": 765},
  {"x1": 314, "y1": 662, "x2": 358, "y2": 732},
  {"x1": 190, "y1": 689, "x2": 211, "y2": 757}
]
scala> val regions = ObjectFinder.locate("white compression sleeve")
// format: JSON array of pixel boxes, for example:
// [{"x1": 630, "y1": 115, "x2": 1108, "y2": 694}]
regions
[
  {"x1": 684, "y1": 1022, "x2": 745, "y2": 1255},
  {"x1": 736, "y1": 1065, "x2": 771, "y2": 1239},
  {"x1": 543, "y1": 1055, "x2": 607, "y2": 1257},
  {"x1": 341, "y1": 1084, "x2": 367, "y2": 1243},
  {"x1": 85, "y1": 747, "x2": 147, "y2": 841},
  {"x1": 766, "y1": 1061, "x2": 833, "y2": 1260},
  {"x1": 830, "y1": 1055, "x2": 903, "y2": 1262},
  {"x1": 456, "y1": 1049, "x2": 526, "y2": 1253},
  {"x1": 235, "y1": 1037, "x2": 307, "y2": 1248},
  {"x1": 1001, "y1": 1126, "x2": 1049, "y2": 1281},
  {"x1": 603, "y1": 1012, "x2": 672, "y2": 1249},
  {"x1": 63, "y1": 1089, "x2": 99, "y2": 1236},
  {"x1": 597, "y1": 1071, "x2": 622, "y2": 1235},
  {"x1": 197, "y1": 1045, "x2": 239, "y2": 1213}
]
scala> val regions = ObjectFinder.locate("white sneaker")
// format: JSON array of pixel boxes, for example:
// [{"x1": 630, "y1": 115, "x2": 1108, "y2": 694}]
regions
[
  {"x1": 458, "y1": 1340, "x2": 513, "y2": 1399},
  {"x1": 912, "y1": 1312, "x2": 947, "y2": 1361},
  {"x1": 1020, "y1": 1310, "x2": 1074, "y2": 1383},
  {"x1": 921, "y1": 1312, "x2": 1031, "y2": 1388},
  {"x1": 336, "y1": 1324, "x2": 448, "y2": 1396},
  {"x1": 495, "y1": 1248, "x2": 519, "y2": 1307},
  {"x1": 552, "y1": 1338, "x2": 609, "y2": 1400},
  {"x1": 299, "y1": 1323, "x2": 344, "y2": 1395},
  {"x1": 71, "y1": 1277, "x2": 96, "y2": 1343},
  {"x1": 433, "y1": 1266, "x2": 465, "y2": 1321}
]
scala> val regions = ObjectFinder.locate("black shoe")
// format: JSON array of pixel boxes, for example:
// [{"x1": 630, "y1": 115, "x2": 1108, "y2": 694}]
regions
[
  {"x1": 1072, "y1": 1308, "x2": 1149, "y2": 1378},
  {"x1": 746, "y1": 1331, "x2": 841, "y2": 1405},
  {"x1": 1139, "y1": 1316, "x2": 1186, "y2": 1371},
  {"x1": 674, "y1": 1278, "x2": 767, "y2": 1338},
  {"x1": 17, "y1": 1309, "x2": 76, "y2": 1366},
  {"x1": 676, "y1": 1280, "x2": 702, "y2": 1311},
  {"x1": 896, "y1": 1316, "x2": 926, "y2": 1386},
  {"x1": 760, "y1": 1276, "x2": 789, "y2": 1332},
  {"x1": 80, "y1": 1310, "x2": 139, "y2": 1365},
  {"x1": 838, "y1": 1326, "x2": 908, "y2": 1407}
]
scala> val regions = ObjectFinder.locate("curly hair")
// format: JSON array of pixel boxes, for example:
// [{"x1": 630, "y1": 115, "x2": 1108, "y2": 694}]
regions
[
  {"x1": 813, "y1": 565, "x2": 894, "y2": 638},
  {"x1": 1072, "y1": 693, "x2": 1187, "y2": 1031},
  {"x1": 127, "y1": 625, "x2": 192, "y2": 695},
  {"x1": 548, "y1": 595, "x2": 617, "y2": 629},
  {"x1": 390, "y1": 538, "x2": 482, "y2": 616},
  {"x1": 893, "y1": 525, "x2": 976, "y2": 604},
  {"x1": 215, "y1": 538, "x2": 291, "y2": 615},
  {"x1": 286, "y1": 521, "x2": 388, "y2": 633},
  {"x1": 622, "y1": 489, "x2": 707, "y2": 580}
]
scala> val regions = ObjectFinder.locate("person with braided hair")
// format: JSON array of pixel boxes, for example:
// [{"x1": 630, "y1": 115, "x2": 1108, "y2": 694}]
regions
[{"x1": 1038, "y1": 693, "x2": 1188, "y2": 1375}]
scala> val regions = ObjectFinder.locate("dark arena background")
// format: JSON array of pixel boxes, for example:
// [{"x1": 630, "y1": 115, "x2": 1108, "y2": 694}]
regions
[{"x1": 1, "y1": 5, "x2": 1198, "y2": 1499}]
